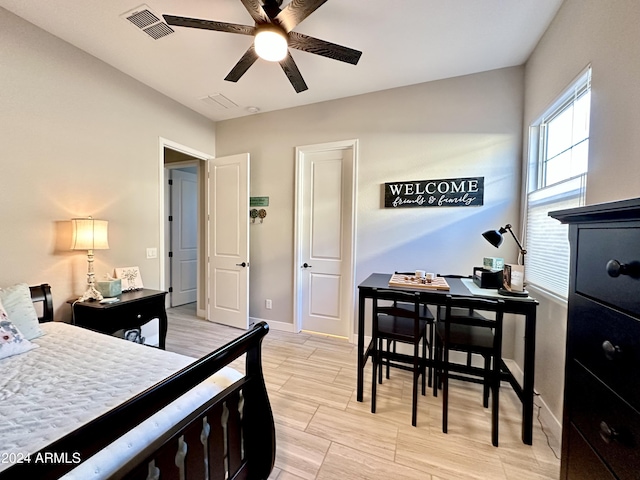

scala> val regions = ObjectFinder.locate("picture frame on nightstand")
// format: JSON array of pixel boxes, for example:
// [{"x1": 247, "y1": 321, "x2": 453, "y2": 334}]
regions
[{"x1": 114, "y1": 266, "x2": 144, "y2": 291}]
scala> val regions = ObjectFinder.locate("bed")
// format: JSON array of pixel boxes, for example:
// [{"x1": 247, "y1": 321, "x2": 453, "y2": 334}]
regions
[{"x1": 0, "y1": 284, "x2": 275, "y2": 480}]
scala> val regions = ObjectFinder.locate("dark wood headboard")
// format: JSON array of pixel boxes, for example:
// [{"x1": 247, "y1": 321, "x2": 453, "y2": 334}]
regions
[{"x1": 29, "y1": 284, "x2": 54, "y2": 323}]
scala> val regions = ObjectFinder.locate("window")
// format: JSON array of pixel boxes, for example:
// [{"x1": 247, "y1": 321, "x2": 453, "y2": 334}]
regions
[{"x1": 524, "y1": 67, "x2": 591, "y2": 298}]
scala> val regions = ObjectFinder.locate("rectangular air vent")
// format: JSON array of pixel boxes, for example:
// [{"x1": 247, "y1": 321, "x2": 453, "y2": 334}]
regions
[
  {"x1": 121, "y1": 5, "x2": 174, "y2": 40},
  {"x1": 200, "y1": 94, "x2": 239, "y2": 110}
]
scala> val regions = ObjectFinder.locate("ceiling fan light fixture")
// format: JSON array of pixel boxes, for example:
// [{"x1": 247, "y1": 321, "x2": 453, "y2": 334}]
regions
[{"x1": 254, "y1": 27, "x2": 288, "y2": 62}]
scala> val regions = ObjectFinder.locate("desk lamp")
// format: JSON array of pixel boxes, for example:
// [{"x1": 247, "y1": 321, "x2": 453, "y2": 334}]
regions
[
  {"x1": 71, "y1": 217, "x2": 109, "y2": 301},
  {"x1": 482, "y1": 224, "x2": 528, "y2": 296}
]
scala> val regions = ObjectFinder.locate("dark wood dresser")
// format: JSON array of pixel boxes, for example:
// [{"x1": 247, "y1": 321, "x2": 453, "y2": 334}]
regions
[{"x1": 551, "y1": 197, "x2": 640, "y2": 480}]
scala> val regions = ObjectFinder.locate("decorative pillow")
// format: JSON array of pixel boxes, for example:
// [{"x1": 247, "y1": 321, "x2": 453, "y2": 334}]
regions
[
  {"x1": 0, "y1": 303, "x2": 39, "y2": 359},
  {"x1": 0, "y1": 283, "x2": 43, "y2": 340}
]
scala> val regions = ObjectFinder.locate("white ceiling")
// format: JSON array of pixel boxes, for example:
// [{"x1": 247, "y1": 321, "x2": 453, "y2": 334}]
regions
[{"x1": 1, "y1": 0, "x2": 563, "y2": 122}]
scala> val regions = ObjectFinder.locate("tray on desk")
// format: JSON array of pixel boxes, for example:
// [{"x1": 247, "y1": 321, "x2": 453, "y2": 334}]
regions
[{"x1": 388, "y1": 274, "x2": 450, "y2": 291}]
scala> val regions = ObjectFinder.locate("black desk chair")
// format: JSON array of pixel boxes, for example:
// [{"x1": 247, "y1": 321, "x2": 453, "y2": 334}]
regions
[
  {"x1": 435, "y1": 274, "x2": 486, "y2": 376},
  {"x1": 435, "y1": 295, "x2": 505, "y2": 446},
  {"x1": 371, "y1": 288, "x2": 428, "y2": 426},
  {"x1": 388, "y1": 272, "x2": 436, "y2": 386}
]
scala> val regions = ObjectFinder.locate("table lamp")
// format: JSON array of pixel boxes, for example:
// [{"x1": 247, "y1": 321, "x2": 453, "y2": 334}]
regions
[
  {"x1": 71, "y1": 217, "x2": 109, "y2": 301},
  {"x1": 482, "y1": 224, "x2": 528, "y2": 296},
  {"x1": 482, "y1": 224, "x2": 527, "y2": 264}
]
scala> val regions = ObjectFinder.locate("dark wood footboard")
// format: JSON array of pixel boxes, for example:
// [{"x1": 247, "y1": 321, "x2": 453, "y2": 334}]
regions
[{"x1": 2, "y1": 317, "x2": 275, "y2": 480}]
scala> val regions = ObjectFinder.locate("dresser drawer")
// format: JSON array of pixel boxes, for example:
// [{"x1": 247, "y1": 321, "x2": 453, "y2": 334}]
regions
[
  {"x1": 571, "y1": 295, "x2": 640, "y2": 410},
  {"x1": 569, "y1": 363, "x2": 640, "y2": 480},
  {"x1": 564, "y1": 423, "x2": 615, "y2": 480},
  {"x1": 576, "y1": 227, "x2": 640, "y2": 318}
]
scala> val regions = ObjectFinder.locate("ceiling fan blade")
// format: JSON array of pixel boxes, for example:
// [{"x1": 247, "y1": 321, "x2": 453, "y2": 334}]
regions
[
  {"x1": 163, "y1": 15, "x2": 255, "y2": 36},
  {"x1": 238, "y1": 0, "x2": 271, "y2": 24},
  {"x1": 275, "y1": 0, "x2": 329, "y2": 32},
  {"x1": 224, "y1": 46, "x2": 259, "y2": 82},
  {"x1": 288, "y1": 32, "x2": 362, "y2": 65},
  {"x1": 279, "y1": 52, "x2": 308, "y2": 93}
]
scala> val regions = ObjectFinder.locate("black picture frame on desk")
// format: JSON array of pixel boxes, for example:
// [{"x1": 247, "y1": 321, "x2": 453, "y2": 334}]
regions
[{"x1": 69, "y1": 288, "x2": 168, "y2": 349}]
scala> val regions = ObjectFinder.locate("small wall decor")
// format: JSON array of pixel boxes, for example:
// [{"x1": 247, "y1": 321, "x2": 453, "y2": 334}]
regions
[
  {"x1": 384, "y1": 177, "x2": 484, "y2": 208},
  {"x1": 114, "y1": 266, "x2": 144, "y2": 291},
  {"x1": 258, "y1": 208, "x2": 267, "y2": 223},
  {"x1": 250, "y1": 208, "x2": 259, "y2": 223},
  {"x1": 250, "y1": 196, "x2": 269, "y2": 207}
]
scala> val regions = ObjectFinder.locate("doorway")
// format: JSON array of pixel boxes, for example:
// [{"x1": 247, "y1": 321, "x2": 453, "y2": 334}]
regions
[
  {"x1": 159, "y1": 139, "x2": 251, "y2": 328},
  {"x1": 294, "y1": 139, "x2": 358, "y2": 339},
  {"x1": 164, "y1": 148, "x2": 202, "y2": 310},
  {"x1": 166, "y1": 166, "x2": 198, "y2": 307}
]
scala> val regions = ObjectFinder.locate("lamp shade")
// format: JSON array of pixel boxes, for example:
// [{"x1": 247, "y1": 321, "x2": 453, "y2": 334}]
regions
[
  {"x1": 254, "y1": 27, "x2": 288, "y2": 62},
  {"x1": 70, "y1": 218, "x2": 109, "y2": 250},
  {"x1": 482, "y1": 229, "x2": 504, "y2": 248}
]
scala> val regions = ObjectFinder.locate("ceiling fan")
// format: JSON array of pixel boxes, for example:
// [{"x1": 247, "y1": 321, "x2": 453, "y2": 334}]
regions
[{"x1": 163, "y1": 0, "x2": 362, "y2": 93}]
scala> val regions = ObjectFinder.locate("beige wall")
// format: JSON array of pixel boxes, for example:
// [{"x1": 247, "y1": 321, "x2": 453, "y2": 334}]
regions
[
  {"x1": 523, "y1": 0, "x2": 640, "y2": 430},
  {"x1": 216, "y1": 67, "x2": 525, "y2": 342},
  {"x1": 0, "y1": 8, "x2": 216, "y2": 319}
]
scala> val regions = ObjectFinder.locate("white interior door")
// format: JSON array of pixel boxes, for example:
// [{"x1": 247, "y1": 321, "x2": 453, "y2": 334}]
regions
[
  {"x1": 207, "y1": 153, "x2": 250, "y2": 329},
  {"x1": 170, "y1": 168, "x2": 198, "y2": 306},
  {"x1": 296, "y1": 141, "x2": 356, "y2": 338}
]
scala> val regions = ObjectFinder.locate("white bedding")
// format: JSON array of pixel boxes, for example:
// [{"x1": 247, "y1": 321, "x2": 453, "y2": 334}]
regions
[{"x1": 0, "y1": 322, "x2": 243, "y2": 479}]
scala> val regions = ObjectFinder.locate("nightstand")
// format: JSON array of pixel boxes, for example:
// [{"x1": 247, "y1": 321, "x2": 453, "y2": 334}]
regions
[{"x1": 69, "y1": 289, "x2": 168, "y2": 349}]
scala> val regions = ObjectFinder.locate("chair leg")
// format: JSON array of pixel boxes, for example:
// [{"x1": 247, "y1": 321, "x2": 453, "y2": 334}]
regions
[
  {"x1": 387, "y1": 340, "x2": 396, "y2": 379},
  {"x1": 378, "y1": 339, "x2": 384, "y2": 384},
  {"x1": 427, "y1": 321, "x2": 434, "y2": 388},
  {"x1": 412, "y1": 341, "x2": 419, "y2": 427},
  {"x1": 483, "y1": 354, "x2": 491, "y2": 408},
  {"x1": 442, "y1": 345, "x2": 449, "y2": 434},
  {"x1": 433, "y1": 335, "x2": 440, "y2": 398},
  {"x1": 421, "y1": 331, "x2": 427, "y2": 396},
  {"x1": 491, "y1": 367, "x2": 500, "y2": 446},
  {"x1": 371, "y1": 344, "x2": 378, "y2": 414}
]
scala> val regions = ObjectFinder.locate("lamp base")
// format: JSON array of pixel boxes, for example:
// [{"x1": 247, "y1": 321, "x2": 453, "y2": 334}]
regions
[
  {"x1": 498, "y1": 287, "x2": 529, "y2": 298},
  {"x1": 78, "y1": 285, "x2": 104, "y2": 302}
]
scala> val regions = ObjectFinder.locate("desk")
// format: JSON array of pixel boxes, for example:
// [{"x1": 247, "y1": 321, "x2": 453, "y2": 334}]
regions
[{"x1": 356, "y1": 273, "x2": 538, "y2": 444}]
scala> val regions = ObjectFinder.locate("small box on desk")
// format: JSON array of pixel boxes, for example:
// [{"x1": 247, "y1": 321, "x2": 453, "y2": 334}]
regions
[
  {"x1": 483, "y1": 257, "x2": 504, "y2": 271},
  {"x1": 96, "y1": 279, "x2": 122, "y2": 297},
  {"x1": 473, "y1": 267, "x2": 503, "y2": 289}
]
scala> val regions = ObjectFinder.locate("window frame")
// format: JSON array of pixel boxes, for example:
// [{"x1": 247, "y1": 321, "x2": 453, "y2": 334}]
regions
[{"x1": 522, "y1": 66, "x2": 592, "y2": 299}]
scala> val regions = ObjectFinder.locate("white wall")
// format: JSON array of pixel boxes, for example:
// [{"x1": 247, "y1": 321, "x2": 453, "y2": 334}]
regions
[
  {"x1": 0, "y1": 8, "x2": 216, "y2": 319},
  {"x1": 216, "y1": 67, "x2": 525, "y2": 342},
  {"x1": 523, "y1": 0, "x2": 640, "y2": 433}
]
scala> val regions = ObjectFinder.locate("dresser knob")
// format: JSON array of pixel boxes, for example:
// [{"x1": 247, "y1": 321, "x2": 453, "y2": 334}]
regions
[
  {"x1": 606, "y1": 259, "x2": 625, "y2": 277},
  {"x1": 599, "y1": 421, "x2": 619, "y2": 444},
  {"x1": 606, "y1": 259, "x2": 640, "y2": 278},
  {"x1": 602, "y1": 340, "x2": 622, "y2": 361}
]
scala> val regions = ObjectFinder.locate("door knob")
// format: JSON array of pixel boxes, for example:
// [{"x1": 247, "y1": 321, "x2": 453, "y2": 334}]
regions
[
  {"x1": 302, "y1": 263, "x2": 312, "y2": 268},
  {"x1": 236, "y1": 262, "x2": 248, "y2": 267}
]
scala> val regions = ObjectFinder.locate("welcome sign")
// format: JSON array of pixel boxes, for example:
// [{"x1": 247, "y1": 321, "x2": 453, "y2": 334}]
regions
[{"x1": 384, "y1": 177, "x2": 484, "y2": 208}]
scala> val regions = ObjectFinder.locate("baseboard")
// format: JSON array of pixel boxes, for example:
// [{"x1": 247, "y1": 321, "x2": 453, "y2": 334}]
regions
[{"x1": 250, "y1": 317, "x2": 296, "y2": 333}]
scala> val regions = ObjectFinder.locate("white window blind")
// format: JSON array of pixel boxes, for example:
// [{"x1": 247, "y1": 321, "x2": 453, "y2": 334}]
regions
[
  {"x1": 524, "y1": 68, "x2": 591, "y2": 298},
  {"x1": 525, "y1": 176, "x2": 586, "y2": 296}
]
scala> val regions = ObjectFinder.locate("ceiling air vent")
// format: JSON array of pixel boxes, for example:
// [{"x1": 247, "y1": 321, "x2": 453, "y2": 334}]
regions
[
  {"x1": 200, "y1": 94, "x2": 239, "y2": 110},
  {"x1": 122, "y1": 5, "x2": 174, "y2": 40}
]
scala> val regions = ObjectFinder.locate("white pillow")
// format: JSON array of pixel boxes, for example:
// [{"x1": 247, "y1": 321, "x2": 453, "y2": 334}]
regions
[
  {"x1": 0, "y1": 300, "x2": 39, "y2": 359},
  {"x1": 0, "y1": 283, "x2": 44, "y2": 340}
]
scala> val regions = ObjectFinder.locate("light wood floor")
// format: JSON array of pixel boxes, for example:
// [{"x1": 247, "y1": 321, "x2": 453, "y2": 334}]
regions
[{"x1": 166, "y1": 304, "x2": 561, "y2": 480}]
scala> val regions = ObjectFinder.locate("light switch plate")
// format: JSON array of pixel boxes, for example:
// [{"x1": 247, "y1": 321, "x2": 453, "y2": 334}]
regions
[{"x1": 146, "y1": 247, "x2": 157, "y2": 259}]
